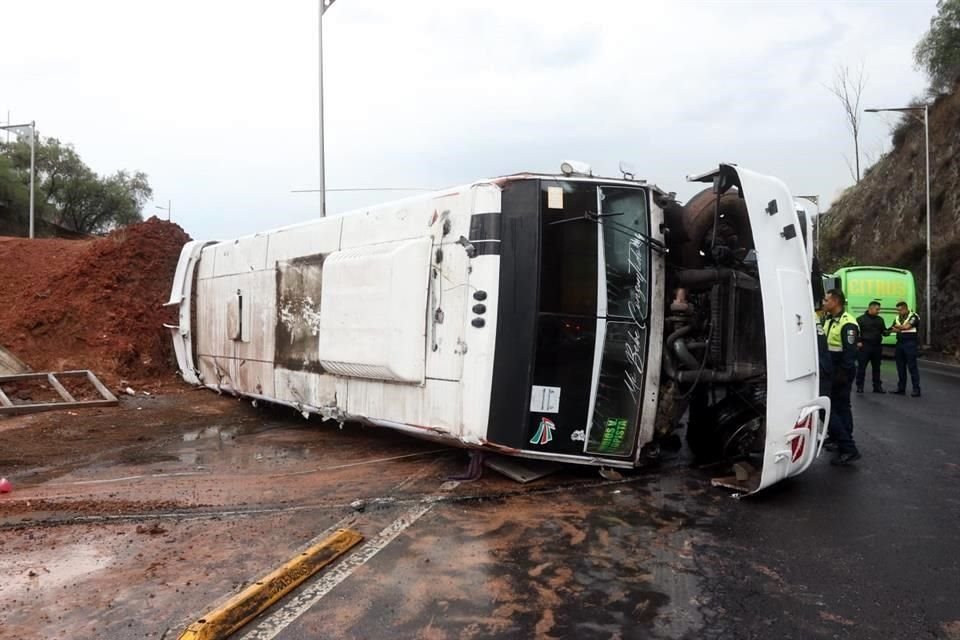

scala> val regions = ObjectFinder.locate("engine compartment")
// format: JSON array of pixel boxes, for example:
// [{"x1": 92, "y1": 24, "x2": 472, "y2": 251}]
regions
[{"x1": 653, "y1": 185, "x2": 770, "y2": 467}]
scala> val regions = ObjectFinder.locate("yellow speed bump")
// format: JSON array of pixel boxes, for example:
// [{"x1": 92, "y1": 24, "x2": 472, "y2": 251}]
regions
[{"x1": 177, "y1": 528, "x2": 363, "y2": 640}]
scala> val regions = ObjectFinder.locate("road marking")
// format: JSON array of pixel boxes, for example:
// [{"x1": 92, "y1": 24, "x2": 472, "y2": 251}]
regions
[
  {"x1": 46, "y1": 471, "x2": 206, "y2": 487},
  {"x1": 268, "y1": 449, "x2": 450, "y2": 479},
  {"x1": 238, "y1": 481, "x2": 459, "y2": 640}
]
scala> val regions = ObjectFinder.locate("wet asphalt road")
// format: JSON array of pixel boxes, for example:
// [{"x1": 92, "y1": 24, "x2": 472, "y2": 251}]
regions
[
  {"x1": 256, "y1": 360, "x2": 960, "y2": 640},
  {"x1": 699, "y1": 360, "x2": 960, "y2": 639}
]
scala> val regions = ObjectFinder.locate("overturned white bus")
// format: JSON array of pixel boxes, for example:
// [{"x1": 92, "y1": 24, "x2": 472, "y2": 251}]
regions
[{"x1": 167, "y1": 163, "x2": 829, "y2": 495}]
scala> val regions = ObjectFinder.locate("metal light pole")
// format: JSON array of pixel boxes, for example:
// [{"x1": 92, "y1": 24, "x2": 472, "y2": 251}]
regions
[
  {"x1": 1, "y1": 121, "x2": 36, "y2": 239},
  {"x1": 319, "y1": 0, "x2": 338, "y2": 217},
  {"x1": 156, "y1": 200, "x2": 172, "y2": 221},
  {"x1": 865, "y1": 106, "x2": 932, "y2": 347}
]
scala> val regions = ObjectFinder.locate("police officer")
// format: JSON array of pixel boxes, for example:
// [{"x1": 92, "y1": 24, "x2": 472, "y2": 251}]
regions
[
  {"x1": 823, "y1": 289, "x2": 861, "y2": 465},
  {"x1": 815, "y1": 299, "x2": 836, "y2": 452},
  {"x1": 856, "y1": 300, "x2": 886, "y2": 394},
  {"x1": 890, "y1": 301, "x2": 921, "y2": 397},
  {"x1": 815, "y1": 302, "x2": 833, "y2": 398}
]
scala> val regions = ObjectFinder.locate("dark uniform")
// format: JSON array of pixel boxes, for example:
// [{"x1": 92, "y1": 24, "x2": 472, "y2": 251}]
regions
[
  {"x1": 856, "y1": 311, "x2": 887, "y2": 392},
  {"x1": 893, "y1": 309, "x2": 921, "y2": 395},
  {"x1": 816, "y1": 310, "x2": 833, "y2": 398},
  {"x1": 825, "y1": 309, "x2": 860, "y2": 457}
]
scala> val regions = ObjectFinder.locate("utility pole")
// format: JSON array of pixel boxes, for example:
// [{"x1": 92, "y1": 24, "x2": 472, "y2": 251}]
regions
[
  {"x1": 1, "y1": 121, "x2": 36, "y2": 239},
  {"x1": 319, "y1": 0, "x2": 339, "y2": 217},
  {"x1": 156, "y1": 200, "x2": 172, "y2": 221}
]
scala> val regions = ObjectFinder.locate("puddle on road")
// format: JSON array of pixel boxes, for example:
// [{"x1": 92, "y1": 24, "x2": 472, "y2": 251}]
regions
[
  {"x1": 176, "y1": 423, "x2": 315, "y2": 468},
  {"x1": 181, "y1": 424, "x2": 241, "y2": 443},
  {"x1": 0, "y1": 542, "x2": 113, "y2": 597}
]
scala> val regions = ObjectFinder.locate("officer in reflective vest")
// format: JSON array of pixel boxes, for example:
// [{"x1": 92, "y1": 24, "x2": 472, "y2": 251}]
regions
[
  {"x1": 890, "y1": 301, "x2": 921, "y2": 397},
  {"x1": 822, "y1": 289, "x2": 861, "y2": 465},
  {"x1": 815, "y1": 305, "x2": 832, "y2": 399},
  {"x1": 815, "y1": 303, "x2": 833, "y2": 444}
]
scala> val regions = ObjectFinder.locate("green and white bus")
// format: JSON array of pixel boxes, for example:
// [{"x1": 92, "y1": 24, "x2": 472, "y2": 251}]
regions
[{"x1": 832, "y1": 266, "x2": 918, "y2": 346}]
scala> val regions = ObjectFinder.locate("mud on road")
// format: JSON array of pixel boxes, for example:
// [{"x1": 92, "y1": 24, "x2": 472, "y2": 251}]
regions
[{"x1": 1, "y1": 390, "x2": 946, "y2": 640}]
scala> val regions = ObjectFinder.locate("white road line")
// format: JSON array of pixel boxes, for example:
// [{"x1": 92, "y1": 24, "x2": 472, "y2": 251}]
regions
[
  {"x1": 267, "y1": 449, "x2": 450, "y2": 479},
  {"x1": 238, "y1": 504, "x2": 433, "y2": 640},
  {"x1": 238, "y1": 481, "x2": 460, "y2": 640},
  {"x1": 44, "y1": 471, "x2": 206, "y2": 487}
]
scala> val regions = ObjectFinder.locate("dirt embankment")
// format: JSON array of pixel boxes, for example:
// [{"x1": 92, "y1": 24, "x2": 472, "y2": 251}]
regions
[
  {"x1": 821, "y1": 80, "x2": 960, "y2": 358},
  {"x1": 0, "y1": 217, "x2": 190, "y2": 385}
]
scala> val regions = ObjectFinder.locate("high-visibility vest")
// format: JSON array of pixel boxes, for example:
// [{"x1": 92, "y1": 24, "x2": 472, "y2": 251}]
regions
[
  {"x1": 825, "y1": 311, "x2": 858, "y2": 352},
  {"x1": 815, "y1": 311, "x2": 832, "y2": 372},
  {"x1": 893, "y1": 311, "x2": 920, "y2": 335}
]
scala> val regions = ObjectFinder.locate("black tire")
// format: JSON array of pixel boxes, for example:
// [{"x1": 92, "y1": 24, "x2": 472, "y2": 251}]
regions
[{"x1": 685, "y1": 385, "x2": 766, "y2": 463}]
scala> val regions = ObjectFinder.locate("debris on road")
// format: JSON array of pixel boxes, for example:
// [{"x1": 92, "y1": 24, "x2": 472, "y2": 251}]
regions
[
  {"x1": 0, "y1": 477, "x2": 11, "y2": 493},
  {"x1": 135, "y1": 523, "x2": 168, "y2": 536},
  {"x1": 483, "y1": 454, "x2": 560, "y2": 483},
  {"x1": 599, "y1": 467, "x2": 624, "y2": 481},
  {"x1": 0, "y1": 370, "x2": 118, "y2": 416}
]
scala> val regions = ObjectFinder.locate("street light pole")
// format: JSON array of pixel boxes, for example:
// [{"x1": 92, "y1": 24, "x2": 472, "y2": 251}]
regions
[
  {"x1": 28, "y1": 121, "x2": 35, "y2": 239},
  {"x1": 1, "y1": 121, "x2": 36, "y2": 239},
  {"x1": 923, "y1": 105, "x2": 931, "y2": 348},
  {"x1": 155, "y1": 200, "x2": 171, "y2": 221},
  {"x1": 319, "y1": 0, "x2": 338, "y2": 218},
  {"x1": 865, "y1": 106, "x2": 933, "y2": 348}
]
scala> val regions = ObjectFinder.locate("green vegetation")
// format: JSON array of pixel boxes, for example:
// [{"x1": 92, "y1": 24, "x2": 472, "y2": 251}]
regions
[
  {"x1": 914, "y1": 0, "x2": 960, "y2": 93},
  {"x1": 0, "y1": 136, "x2": 151, "y2": 236}
]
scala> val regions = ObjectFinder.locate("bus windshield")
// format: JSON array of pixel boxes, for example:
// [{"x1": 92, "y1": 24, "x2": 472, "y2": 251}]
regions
[
  {"x1": 587, "y1": 186, "x2": 651, "y2": 457},
  {"x1": 531, "y1": 181, "x2": 652, "y2": 458}
]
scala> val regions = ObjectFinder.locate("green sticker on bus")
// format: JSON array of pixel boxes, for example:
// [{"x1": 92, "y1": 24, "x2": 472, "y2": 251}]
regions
[{"x1": 598, "y1": 418, "x2": 628, "y2": 453}]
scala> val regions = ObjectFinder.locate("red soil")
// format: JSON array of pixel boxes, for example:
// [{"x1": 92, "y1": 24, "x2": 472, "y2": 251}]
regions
[{"x1": 0, "y1": 217, "x2": 190, "y2": 385}]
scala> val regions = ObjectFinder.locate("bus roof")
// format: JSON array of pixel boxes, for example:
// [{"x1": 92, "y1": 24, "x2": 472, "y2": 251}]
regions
[{"x1": 835, "y1": 266, "x2": 911, "y2": 275}]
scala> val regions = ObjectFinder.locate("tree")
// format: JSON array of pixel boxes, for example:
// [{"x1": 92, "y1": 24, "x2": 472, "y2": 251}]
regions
[
  {"x1": 914, "y1": 0, "x2": 960, "y2": 93},
  {"x1": 0, "y1": 136, "x2": 152, "y2": 235},
  {"x1": 828, "y1": 63, "x2": 867, "y2": 183}
]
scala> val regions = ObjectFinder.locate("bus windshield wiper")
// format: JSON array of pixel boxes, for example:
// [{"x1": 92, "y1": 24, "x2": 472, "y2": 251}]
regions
[
  {"x1": 548, "y1": 210, "x2": 622, "y2": 226},
  {"x1": 585, "y1": 212, "x2": 666, "y2": 254},
  {"x1": 547, "y1": 210, "x2": 666, "y2": 254}
]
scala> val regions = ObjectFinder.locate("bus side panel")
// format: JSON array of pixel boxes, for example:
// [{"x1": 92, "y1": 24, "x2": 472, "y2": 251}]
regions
[
  {"x1": 267, "y1": 217, "x2": 342, "y2": 408},
  {"x1": 195, "y1": 274, "x2": 240, "y2": 389},
  {"x1": 460, "y1": 184, "x2": 503, "y2": 444},
  {"x1": 426, "y1": 196, "x2": 475, "y2": 383},
  {"x1": 344, "y1": 378, "x2": 461, "y2": 435}
]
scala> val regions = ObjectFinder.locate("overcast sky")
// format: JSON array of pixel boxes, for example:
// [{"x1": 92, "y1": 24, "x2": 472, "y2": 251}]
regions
[{"x1": 1, "y1": 0, "x2": 938, "y2": 240}]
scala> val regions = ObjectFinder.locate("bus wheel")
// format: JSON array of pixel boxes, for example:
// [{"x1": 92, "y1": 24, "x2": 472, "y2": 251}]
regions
[{"x1": 686, "y1": 385, "x2": 765, "y2": 463}]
